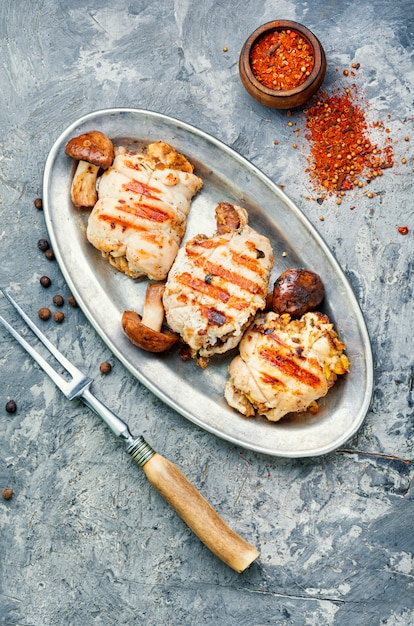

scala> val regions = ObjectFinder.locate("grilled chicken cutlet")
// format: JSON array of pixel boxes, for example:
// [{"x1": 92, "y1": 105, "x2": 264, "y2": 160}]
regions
[
  {"x1": 86, "y1": 142, "x2": 203, "y2": 280},
  {"x1": 225, "y1": 311, "x2": 349, "y2": 421},
  {"x1": 163, "y1": 203, "x2": 274, "y2": 367}
]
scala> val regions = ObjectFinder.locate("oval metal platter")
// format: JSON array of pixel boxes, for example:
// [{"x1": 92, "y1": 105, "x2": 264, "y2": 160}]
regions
[{"x1": 43, "y1": 108, "x2": 373, "y2": 458}]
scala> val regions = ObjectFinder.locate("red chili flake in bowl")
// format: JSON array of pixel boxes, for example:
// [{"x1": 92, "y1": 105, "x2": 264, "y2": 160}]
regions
[{"x1": 250, "y1": 29, "x2": 314, "y2": 90}]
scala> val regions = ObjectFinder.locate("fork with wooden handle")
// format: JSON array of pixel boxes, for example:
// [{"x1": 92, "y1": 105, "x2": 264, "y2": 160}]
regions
[{"x1": 0, "y1": 285, "x2": 259, "y2": 573}]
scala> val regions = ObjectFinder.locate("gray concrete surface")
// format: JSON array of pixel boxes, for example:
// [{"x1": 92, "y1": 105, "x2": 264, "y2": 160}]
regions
[{"x1": 0, "y1": 1, "x2": 413, "y2": 624}]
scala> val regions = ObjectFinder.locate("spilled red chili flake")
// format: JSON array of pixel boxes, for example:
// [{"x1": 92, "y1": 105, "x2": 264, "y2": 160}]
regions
[
  {"x1": 303, "y1": 85, "x2": 394, "y2": 195},
  {"x1": 398, "y1": 226, "x2": 409, "y2": 235}
]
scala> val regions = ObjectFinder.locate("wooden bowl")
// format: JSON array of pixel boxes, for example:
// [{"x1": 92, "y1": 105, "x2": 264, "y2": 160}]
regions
[{"x1": 239, "y1": 20, "x2": 326, "y2": 109}]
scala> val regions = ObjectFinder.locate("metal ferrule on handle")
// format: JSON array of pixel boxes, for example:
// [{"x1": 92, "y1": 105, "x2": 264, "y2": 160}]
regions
[{"x1": 126, "y1": 436, "x2": 156, "y2": 466}]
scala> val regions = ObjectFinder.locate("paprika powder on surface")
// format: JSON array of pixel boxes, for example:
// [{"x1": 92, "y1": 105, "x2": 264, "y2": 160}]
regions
[{"x1": 250, "y1": 29, "x2": 314, "y2": 91}]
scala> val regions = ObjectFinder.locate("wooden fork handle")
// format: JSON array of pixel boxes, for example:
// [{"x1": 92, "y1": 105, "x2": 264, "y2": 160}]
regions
[{"x1": 142, "y1": 452, "x2": 259, "y2": 573}]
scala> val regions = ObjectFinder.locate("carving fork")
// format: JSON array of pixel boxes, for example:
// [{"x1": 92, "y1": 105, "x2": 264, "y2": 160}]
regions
[{"x1": 0, "y1": 286, "x2": 259, "y2": 573}]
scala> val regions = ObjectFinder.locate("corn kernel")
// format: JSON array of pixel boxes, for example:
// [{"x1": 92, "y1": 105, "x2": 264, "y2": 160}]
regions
[{"x1": 308, "y1": 401, "x2": 319, "y2": 415}]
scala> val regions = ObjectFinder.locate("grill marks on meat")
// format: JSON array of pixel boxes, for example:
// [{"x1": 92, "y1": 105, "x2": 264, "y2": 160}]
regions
[
  {"x1": 163, "y1": 203, "x2": 274, "y2": 366},
  {"x1": 177, "y1": 273, "x2": 231, "y2": 304},
  {"x1": 259, "y1": 347, "x2": 322, "y2": 389},
  {"x1": 86, "y1": 142, "x2": 203, "y2": 280},
  {"x1": 224, "y1": 311, "x2": 349, "y2": 421}
]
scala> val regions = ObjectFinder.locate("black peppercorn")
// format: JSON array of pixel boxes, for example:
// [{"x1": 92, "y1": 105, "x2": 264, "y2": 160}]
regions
[
  {"x1": 5, "y1": 400, "x2": 17, "y2": 413},
  {"x1": 54, "y1": 311, "x2": 65, "y2": 323},
  {"x1": 37, "y1": 238, "x2": 50, "y2": 252},
  {"x1": 68, "y1": 295, "x2": 78, "y2": 307},
  {"x1": 2, "y1": 488, "x2": 13, "y2": 500},
  {"x1": 34, "y1": 198, "x2": 43, "y2": 210},
  {"x1": 100, "y1": 361, "x2": 112, "y2": 374},
  {"x1": 40, "y1": 276, "x2": 51, "y2": 288},
  {"x1": 52, "y1": 294, "x2": 64, "y2": 307},
  {"x1": 45, "y1": 249, "x2": 55, "y2": 261}
]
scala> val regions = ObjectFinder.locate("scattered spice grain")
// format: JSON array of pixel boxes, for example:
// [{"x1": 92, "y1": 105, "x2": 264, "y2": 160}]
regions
[
  {"x1": 45, "y1": 249, "x2": 55, "y2": 261},
  {"x1": 54, "y1": 311, "x2": 65, "y2": 323},
  {"x1": 34, "y1": 198, "x2": 43, "y2": 210},
  {"x1": 37, "y1": 238, "x2": 50, "y2": 252},
  {"x1": 5, "y1": 400, "x2": 17, "y2": 413},
  {"x1": 398, "y1": 226, "x2": 409, "y2": 235},
  {"x1": 100, "y1": 361, "x2": 112, "y2": 374},
  {"x1": 68, "y1": 295, "x2": 78, "y2": 307},
  {"x1": 52, "y1": 294, "x2": 64, "y2": 307},
  {"x1": 2, "y1": 488, "x2": 13, "y2": 500},
  {"x1": 38, "y1": 307, "x2": 51, "y2": 321},
  {"x1": 40, "y1": 276, "x2": 51, "y2": 288}
]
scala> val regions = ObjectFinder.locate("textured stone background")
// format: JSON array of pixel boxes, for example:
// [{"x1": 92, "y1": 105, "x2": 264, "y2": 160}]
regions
[{"x1": 0, "y1": 1, "x2": 413, "y2": 624}]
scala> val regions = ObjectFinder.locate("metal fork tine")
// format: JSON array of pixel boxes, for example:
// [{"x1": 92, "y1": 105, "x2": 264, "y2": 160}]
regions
[
  {"x1": 0, "y1": 286, "x2": 91, "y2": 399},
  {"x1": 0, "y1": 313, "x2": 69, "y2": 392},
  {"x1": 0, "y1": 285, "x2": 78, "y2": 375}
]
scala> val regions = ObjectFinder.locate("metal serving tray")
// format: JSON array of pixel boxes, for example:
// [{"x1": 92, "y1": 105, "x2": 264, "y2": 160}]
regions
[{"x1": 43, "y1": 108, "x2": 373, "y2": 458}]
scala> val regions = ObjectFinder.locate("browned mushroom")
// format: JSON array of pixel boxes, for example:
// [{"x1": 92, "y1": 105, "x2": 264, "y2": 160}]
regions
[
  {"x1": 271, "y1": 268, "x2": 325, "y2": 317},
  {"x1": 65, "y1": 130, "x2": 115, "y2": 208},
  {"x1": 122, "y1": 283, "x2": 179, "y2": 352}
]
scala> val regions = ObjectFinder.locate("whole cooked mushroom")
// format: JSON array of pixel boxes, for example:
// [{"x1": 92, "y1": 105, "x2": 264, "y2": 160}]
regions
[
  {"x1": 122, "y1": 283, "x2": 179, "y2": 352},
  {"x1": 65, "y1": 130, "x2": 115, "y2": 208},
  {"x1": 271, "y1": 268, "x2": 325, "y2": 318}
]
